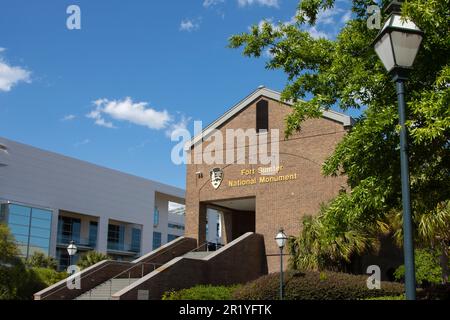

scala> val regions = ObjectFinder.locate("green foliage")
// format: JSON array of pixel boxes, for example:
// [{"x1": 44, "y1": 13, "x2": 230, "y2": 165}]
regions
[
  {"x1": 233, "y1": 270, "x2": 404, "y2": 300},
  {"x1": 0, "y1": 223, "x2": 66, "y2": 300},
  {"x1": 162, "y1": 285, "x2": 240, "y2": 300},
  {"x1": 31, "y1": 267, "x2": 67, "y2": 287},
  {"x1": 77, "y1": 251, "x2": 110, "y2": 270},
  {"x1": 0, "y1": 223, "x2": 19, "y2": 264},
  {"x1": 230, "y1": 0, "x2": 450, "y2": 273},
  {"x1": 26, "y1": 252, "x2": 58, "y2": 270},
  {"x1": 394, "y1": 249, "x2": 447, "y2": 286},
  {"x1": 365, "y1": 295, "x2": 405, "y2": 300}
]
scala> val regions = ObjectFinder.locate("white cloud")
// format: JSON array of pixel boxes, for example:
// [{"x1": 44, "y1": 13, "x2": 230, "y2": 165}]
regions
[
  {"x1": 74, "y1": 139, "x2": 90, "y2": 147},
  {"x1": 61, "y1": 114, "x2": 76, "y2": 121},
  {"x1": 203, "y1": 0, "x2": 225, "y2": 8},
  {"x1": 341, "y1": 10, "x2": 352, "y2": 23},
  {"x1": 238, "y1": 0, "x2": 279, "y2": 8},
  {"x1": 180, "y1": 19, "x2": 201, "y2": 32},
  {"x1": 0, "y1": 52, "x2": 31, "y2": 92},
  {"x1": 87, "y1": 97, "x2": 171, "y2": 130},
  {"x1": 166, "y1": 115, "x2": 191, "y2": 138},
  {"x1": 307, "y1": 26, "x2": 329, "y2": 39}
]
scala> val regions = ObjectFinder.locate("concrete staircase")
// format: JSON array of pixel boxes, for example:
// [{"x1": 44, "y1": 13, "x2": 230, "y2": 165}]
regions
[
  {"x1": 75, "y1": 278, "x2": 139, "y2": 300},
  {"x1": 183, "y1": 251, "x2": 213, "y2": 259}
]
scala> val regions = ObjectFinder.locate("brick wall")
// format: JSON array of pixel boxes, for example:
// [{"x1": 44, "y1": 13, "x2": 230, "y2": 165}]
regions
[
  {"x1": 113, "y1": 233, "x2": 267, "y2": 300},
  {"x1": 34, "y1": 237, "x2": 197, "y2": 300},
  {"x1": 185, "y1": 96, "x2": 348, "y2": 273}
]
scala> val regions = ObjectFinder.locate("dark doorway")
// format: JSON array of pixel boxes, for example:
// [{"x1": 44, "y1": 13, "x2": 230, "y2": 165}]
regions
[{"x1": 208, "y1": 197, "x2": 256, "y2": 244}]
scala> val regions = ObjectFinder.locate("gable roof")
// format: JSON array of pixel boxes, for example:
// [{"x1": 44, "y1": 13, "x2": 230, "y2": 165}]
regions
[{"x1": 187, "y1": 86, "x2": 354, "y2": 149}]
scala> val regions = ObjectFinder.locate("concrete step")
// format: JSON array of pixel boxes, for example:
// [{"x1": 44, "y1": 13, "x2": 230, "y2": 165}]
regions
[
  {"x1": 74, "y1": 278, "x2": 140, "y2": 300},
  {"x1": 183, "y1": 251, "x2": 213, "y2": 259}
]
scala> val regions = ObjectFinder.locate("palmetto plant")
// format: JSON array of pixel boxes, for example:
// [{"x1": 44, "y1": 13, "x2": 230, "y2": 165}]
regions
[
  {"x1": 386, "y1": 201, "x2": 450, "y2": 283},
  {"x1": 288, "y1": 214, "x2": 379, "y2": 272},
  {"x1": 77, "y1": 251, "x2": 110, "y2": 270}
]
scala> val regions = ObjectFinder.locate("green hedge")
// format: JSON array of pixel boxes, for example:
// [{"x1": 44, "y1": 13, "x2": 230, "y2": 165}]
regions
[
  {"x1": 162, "y1": 285, "x2": 240, "y2": 300},
  {"x1": 233, "y1": 270, "x2": 405, "y2": 300}
]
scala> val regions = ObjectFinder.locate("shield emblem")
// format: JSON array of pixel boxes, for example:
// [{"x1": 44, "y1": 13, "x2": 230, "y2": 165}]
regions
[{"x1": 210, "y1": 168, "x2": 224, "y2": 190}]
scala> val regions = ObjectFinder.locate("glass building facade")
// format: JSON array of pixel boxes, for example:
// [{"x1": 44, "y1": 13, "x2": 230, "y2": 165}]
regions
[
  {"x1": 0, "y1": 203, "x2": 52, "y2": 258},
  {"x1": 167, "y1": 234, "x2": 179, "y2": 242},
  {"x1": 107, "y1": 224, "x2": 125, "y2": 251},
  {"x1": 152, "y1": 231, "x2": 162, "y2": 250},
  {"x1": 131, "y1": 228, "x2": 142, "y2": 253}
]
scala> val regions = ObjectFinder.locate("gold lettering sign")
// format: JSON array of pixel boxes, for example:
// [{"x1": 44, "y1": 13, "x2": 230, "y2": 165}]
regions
[{"x1": 226, "y1": 166, "x2": 298, "y2": 187}]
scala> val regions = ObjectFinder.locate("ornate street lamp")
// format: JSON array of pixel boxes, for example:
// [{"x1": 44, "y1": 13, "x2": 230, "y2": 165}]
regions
[
  {"x1": 275, "y1": 228, "x2": 288, "y2": 300},
  {"x1": 373, "y1": 0, "x2": 423, "y2": 300},
  {"x1": 67, "y1": 240, "x2": 77, "y2": 270}
]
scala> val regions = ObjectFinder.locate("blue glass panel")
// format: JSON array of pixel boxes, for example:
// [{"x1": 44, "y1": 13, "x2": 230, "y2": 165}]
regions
[
  {"x1": 9, "y1": 224, "x2": 30, "y2": 236},
  {"x1": 131, "y1": 228, "x2": 141, "y2": 252},
  {"x1": 30, "y1": 227, "x2": 51, "y2": 238},
  {"x1": 29, "y1": 236, "x2": 50, "y2": 248},
  {"x1": 9, "y1": 204, "x2": 31, "y2": 217},
  {"x1": 29, "y1": 246, "x2": 49, "y2": 256},
  {"x1": 154, "y1": 207, "x2": 159, "y2": 226},
  {"x1": 13, "y1": 234, "x2": 29, "y2": 244},
  {"x1": 89, "y1": 222, "x2": 98, "y2": 247},
  {"x1": 31, "y1": 217, "x2": 51, "y2": 230},
  {"x1": 8, "y1": 214, "x2": 30, "y2": 226},
  {"x1": 168, "y1": 234, "x2": 179, "y2": 242},
  {"x1": 31, "y1": 208, "x2": 52, "y2": 221},
  {"x1": 152, "y1": 232, "x2": 161, "y2": 250},
  {"x1": 119, "y1": 225, "x2": 125, "y2": 245},
  {"x1": 72, "y1": 220, "x2": 81, "y2": 242}
]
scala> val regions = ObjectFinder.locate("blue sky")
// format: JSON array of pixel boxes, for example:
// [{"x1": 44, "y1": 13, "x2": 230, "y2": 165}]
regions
[{"x1": 0, "y1": 0, "x2": 355, "y2": 189}]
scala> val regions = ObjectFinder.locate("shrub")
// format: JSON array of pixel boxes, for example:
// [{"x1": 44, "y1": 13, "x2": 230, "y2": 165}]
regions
[
  {"x1": 417, "y1": 284, "x2": 450, "y2": 300},
  {"x1": 77, "y1": 251, "x2": 110, "y2": 270},
  {"x1": 162, "y1": 285, "x2": 240, "y2": 300},
  {"x1": 365, "y1": 295, "x2": 405, "y2": 300},
  {"x1": 26, "y1": 252, "x2": 58, "y2": 270},
  {"x1": 394, "y1": 249, "x2": 446, "y2": 286},
  {"x1": 32, "y1": 267, "x2": 68, "y2": 287},
  {"x1": 233, "y1": 270, "x2": 404, "y2": 300}
]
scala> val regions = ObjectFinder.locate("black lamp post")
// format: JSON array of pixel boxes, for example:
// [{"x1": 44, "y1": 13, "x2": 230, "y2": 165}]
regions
[
  {"x1": 275, "y1": 228, "x2": 288, "y2": 300},
  {"x1": 373, "y1": 0, "x2": 423, "y2": 301},
  {"x1": 67, "y1": 240, "x2": 77, "y2": 271}
]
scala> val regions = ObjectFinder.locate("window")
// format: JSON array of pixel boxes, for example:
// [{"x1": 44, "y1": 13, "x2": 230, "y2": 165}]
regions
[
  {"x1": 131, "y1": 228, "x2": 141, "y2": 253},
  {"x1": 153, "y1": 207, "x2": 160, "y2": 226},
  {"x1": 6, "y1": 204, "x2": 52, "y2": 258},
  {"x1": 167, "y1": 234, "x2": 179, "y2": 242},
  {"x1": 152, "y1": 232, "x2": 162, "y2": 250},
  {"x1": 256, "y1": 99, "x2": 269, "y2": 133},
  {"x1": 168, "y1": 223, "x2": 185, "y2": 231},
  {"x1": 57, "y1": 216, "x2": 81, "y2": 244},
  {"x1": 108, "y1": 224, "x2": 125, "y2": 251},
  {"x1": 89, "y1": 221, "x2": 98, "y2": 247}
]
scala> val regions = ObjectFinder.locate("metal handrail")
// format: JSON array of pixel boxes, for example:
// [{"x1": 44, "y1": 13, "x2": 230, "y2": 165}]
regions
[
  {"x1": 40, "y1": 260, "x2": 131, "y2": 299},
  {"x1": 41, "y1": 237, "x2": 191, "y2": 300},
  {"x1": 188, "y1": 241, "x2": 224, "y2": 253},
  {"x1": 89, "y1": 238, "x2": 193, "y2": 299},
  {"x1": 187, "y1": 242, "x2": 208, "y2": 253},
  {"x1": 107, "y1": 261, "x2": 163, "y2": 298}
]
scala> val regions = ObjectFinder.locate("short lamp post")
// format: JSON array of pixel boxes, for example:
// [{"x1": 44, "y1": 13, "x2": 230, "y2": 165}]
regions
[
  {"x1": 67, "y1": 240, "x2": 77, "y2": 271},
  {"x1": 373, "y1": 0, "x2": 423, "y2": 300},
  {"x1": 275, "y1": 228, "x2": 288, "y2": 300}
]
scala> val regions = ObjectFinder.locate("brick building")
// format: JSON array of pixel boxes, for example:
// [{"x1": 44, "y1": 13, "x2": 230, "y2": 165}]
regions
[{"x1": 184, "y1": 87, "x2": 354, "y2": 272}]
